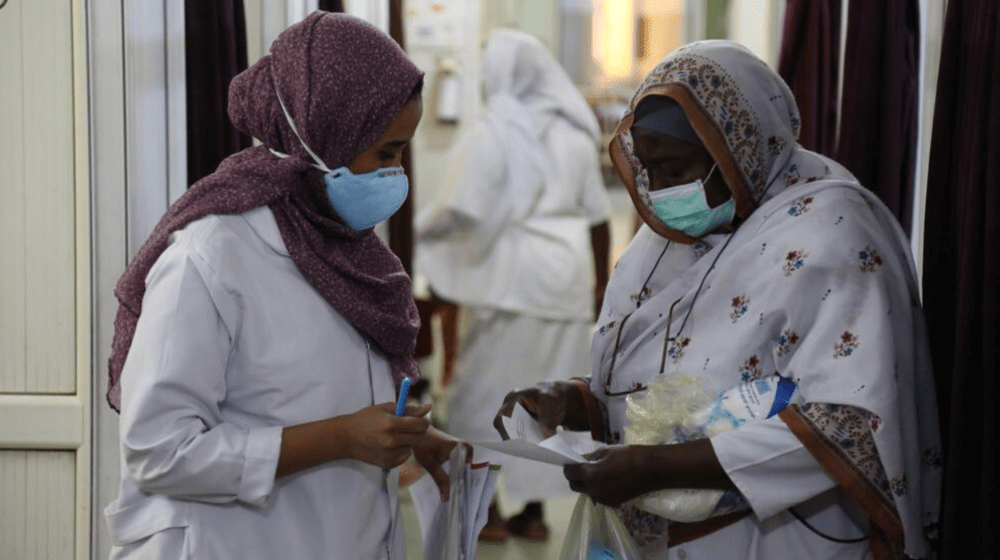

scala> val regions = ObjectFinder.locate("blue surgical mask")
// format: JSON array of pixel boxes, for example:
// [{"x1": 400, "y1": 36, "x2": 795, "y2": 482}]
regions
[
  {"x1": 648, "y1": 163, "x2": 735, "y2": 237},
  {"x1": 270, "y1": 87, "x2": 408, "y2": 231},
  {"x1": 322, "y1": 166, "x2": 409, "y2": 231}
]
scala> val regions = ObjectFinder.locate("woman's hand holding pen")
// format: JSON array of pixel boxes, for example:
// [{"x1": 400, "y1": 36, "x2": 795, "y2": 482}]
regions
[
  {"x1": 276, "y1": 403, "x2": 431, "y2": 477},
  {"x1": 338, "y1": 403, "x2": 432, "y2": 469}
]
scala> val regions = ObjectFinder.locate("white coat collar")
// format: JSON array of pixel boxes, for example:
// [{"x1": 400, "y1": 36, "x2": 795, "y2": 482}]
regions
[{"x1": 241, "y1": 206, "x2": 291, "y2": 257}]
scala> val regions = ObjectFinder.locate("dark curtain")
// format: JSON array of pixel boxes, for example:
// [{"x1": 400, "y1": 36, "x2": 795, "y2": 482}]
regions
[
  {"x1": 922, "y1": 1, "x2": 999, "y2": 558},
  {"x1": 387, "y1": 0, "x2": 415, "y2": 275},
  {"x1": 777, "y1": 0, "x2": 842, "y2": 157},
  {"x1": 317, "y1": 0, "x2": 344, "y2": 12},
  {"x1": 185, "y1": 0, "x2": 252, "y2": 185},
  {"x1": 834, "y1": 0, "x2": 920, "y2": 234}
]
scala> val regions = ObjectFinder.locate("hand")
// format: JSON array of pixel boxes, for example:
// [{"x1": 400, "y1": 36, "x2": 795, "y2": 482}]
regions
[
  {"x1": 563, "y1": 440, "x2": 735, "y2": 508},
  {"x1": 563, "y1": 446, "x2": 650, "y2": 507},
  {"x1": 493, "y1": 380, "x2": 588, "y2": 440},
  {"x1": 412, "y1": 426, "x2": 471, "y2": 501},
  {"x1": 338, "y1": 403, "x2": 431, "y2": 469}
]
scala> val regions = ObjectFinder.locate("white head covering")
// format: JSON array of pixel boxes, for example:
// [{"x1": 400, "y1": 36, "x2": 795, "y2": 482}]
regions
[
  {"x1": 483, "y1": 29, "x2": 601, "y2": 143},
  {"x1": 610, "y1": 41, "x2": 815, "y2": 244},
  {"x1": 416, "y1": 29, "x2": 606, "y2": 318},
  {"x1": 595, "y1": 41, "x2": 941, "y2": 557}
]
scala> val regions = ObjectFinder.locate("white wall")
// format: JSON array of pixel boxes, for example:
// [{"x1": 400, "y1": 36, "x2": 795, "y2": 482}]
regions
[
  {"x1": 727, "y1": 0, "x2": 782, "y2": 66},
  {"x1": 405, "y1": 0, "x2": 483, "y2": 223},
  {"x1": 90, "y1": 1, "x2": 189, "y2": 558},
  {"x1": 87, "y1": 0, "x2": 128, "y2": 555}
]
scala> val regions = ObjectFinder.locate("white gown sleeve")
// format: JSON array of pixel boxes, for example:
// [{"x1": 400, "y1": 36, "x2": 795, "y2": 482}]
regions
[
  {"x1": 118, "y1": 244, "x2": 282, "y2": 508},
  {"x1": 710, "y1": 415, "x2": 838, "y2": 521}
]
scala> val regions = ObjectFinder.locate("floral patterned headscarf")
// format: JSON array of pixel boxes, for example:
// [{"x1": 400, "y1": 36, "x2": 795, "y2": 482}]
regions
[{"x1": 610, "y1": 40, "x2": 827, "y2": 244}]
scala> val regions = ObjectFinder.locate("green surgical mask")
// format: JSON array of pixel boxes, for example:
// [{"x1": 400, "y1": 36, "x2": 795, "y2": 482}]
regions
[{"x1": 648, "y1": 164, "x2": 735, "y2": 237}]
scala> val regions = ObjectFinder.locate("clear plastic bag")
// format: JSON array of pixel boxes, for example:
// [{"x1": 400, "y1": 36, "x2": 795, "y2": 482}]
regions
[
  {"x1": 624, "y1": 372, "x2": 800, "y2": 522},
  {"x1": 559, "y1": 495, "x2": 644, "y2": 560}
]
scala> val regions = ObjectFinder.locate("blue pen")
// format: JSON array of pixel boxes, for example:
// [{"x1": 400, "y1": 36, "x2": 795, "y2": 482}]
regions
[
  {"x1": 394, "y1": 377, "x2": 412, "y2": 416},
  {"x1": 385, "y1": 378, "x2": 413, "y2": 477}
]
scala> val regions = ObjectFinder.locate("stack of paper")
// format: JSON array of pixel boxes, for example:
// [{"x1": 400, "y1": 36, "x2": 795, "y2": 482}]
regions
[{"x1": 409, "y1": 445, "x2": 500, "y2": 560}]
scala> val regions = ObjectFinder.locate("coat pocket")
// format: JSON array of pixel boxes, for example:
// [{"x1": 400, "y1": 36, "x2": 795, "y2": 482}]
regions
[{"x1": 105, "y1": 497, "x2": 190, "y2": 559}]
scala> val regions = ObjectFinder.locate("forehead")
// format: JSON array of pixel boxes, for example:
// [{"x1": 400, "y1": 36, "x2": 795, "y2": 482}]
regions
[
  {"x1": 380, "y1": 97, "x2": 423, "y2": 138},
  {"x1": 631, "y1": 127, "x2": 704, "y2": 159}
]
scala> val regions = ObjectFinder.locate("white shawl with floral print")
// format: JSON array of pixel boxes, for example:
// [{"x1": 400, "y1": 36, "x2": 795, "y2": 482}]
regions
[{"x1": 591, "y1": 41, "x2": 941, "y2": 558}]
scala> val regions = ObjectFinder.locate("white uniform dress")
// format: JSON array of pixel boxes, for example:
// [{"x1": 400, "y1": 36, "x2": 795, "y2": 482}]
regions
[{"x1": 104, "y1": 207, "x2": 405, "y2": 560}]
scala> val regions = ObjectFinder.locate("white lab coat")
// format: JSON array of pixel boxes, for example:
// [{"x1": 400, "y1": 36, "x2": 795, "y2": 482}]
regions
[{"x1": 104, "y1": 207, "x2": 405, "y2": 559}]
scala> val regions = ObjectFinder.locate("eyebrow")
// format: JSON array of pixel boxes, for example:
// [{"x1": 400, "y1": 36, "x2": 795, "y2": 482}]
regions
[{"x1": 382, "y1": 140, "x2": 408, "y2": 149}]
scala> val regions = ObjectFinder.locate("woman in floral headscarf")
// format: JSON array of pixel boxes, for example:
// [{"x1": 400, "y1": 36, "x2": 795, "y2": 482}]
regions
[
  {"x1": 496, "y1": 41, "x2": 941, "y2": 559},
  {"x1": 103, "y1": 13, "x2": 459, "y2": 560}
]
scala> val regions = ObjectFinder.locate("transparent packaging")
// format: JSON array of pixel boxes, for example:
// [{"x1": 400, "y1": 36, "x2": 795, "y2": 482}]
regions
[
  {"x1": 624, "y1": 373, "x2": 800, "y2": 522},
  {"x1": 559, "y1": 495, "x2": 644, "y2": 560}
]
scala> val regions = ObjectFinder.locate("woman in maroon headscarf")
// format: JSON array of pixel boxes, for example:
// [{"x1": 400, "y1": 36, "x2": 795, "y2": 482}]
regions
[{"x1": 102, "y1": 13, "x2": 457, "y2": 559}]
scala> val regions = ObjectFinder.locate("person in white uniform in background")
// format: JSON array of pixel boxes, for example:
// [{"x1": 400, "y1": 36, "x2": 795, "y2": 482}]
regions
[
  {"x1": 103, "y1": 13, "x2": 460, "y2": 560},
  {"x1": 497, "y1": 41, "x2": 942, "y2": 559},
  {"x1": 416, "y1": 29, "x2": 612, "y2": 541}
]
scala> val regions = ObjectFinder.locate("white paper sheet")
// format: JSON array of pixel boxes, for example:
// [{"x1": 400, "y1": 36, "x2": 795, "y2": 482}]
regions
[
  {"x1": 500, "y1": 402, "x2": 549, "y2": 443},
  {"x1": 480, "y1": 403, "x2": 606, "y2": 465}
]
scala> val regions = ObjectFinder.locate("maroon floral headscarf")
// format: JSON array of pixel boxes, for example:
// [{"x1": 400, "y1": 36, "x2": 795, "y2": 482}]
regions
[{"x1": 107, "y1": 12, "x2": 424, "y2": 411}]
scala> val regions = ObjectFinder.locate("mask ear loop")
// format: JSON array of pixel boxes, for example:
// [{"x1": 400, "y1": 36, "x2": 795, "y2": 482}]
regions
[
  {"x1": 655, "y1": 162, "x2": 785, "y2": 373},
  {"x1": 703, "y1": 162, "x2": 719, "y2": 184},
  {"x1": 271, "y1": 82, "x2": 335, "y2": 175}
]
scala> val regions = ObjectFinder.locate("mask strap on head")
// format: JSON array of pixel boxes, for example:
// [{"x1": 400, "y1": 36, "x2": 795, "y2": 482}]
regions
[
  {"x1": 272, "y1": 84, "x2": 335, "y2": 174},
  {"x1": 704, "y1": 162, "x2": 718, "y2": 183}
]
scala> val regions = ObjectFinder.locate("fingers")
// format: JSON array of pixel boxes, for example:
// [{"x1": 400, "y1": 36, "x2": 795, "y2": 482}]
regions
[
  {"x1": 364, "y1": 447, "x2": 410, "y2": 470},
  {"x1": 374, "y1": 402, "x2": 397, "y2": 413},
  {"x1": 496, "y1": 394, "x2": 517, "y2": 421},
  {"x1": 492, "y1": 412, "x2": 511, "y2": 440},
  {"x1": 581, "y1": 447, "x2": 611, "y2": 461},
  {"x1": 493, "y1": 390, "x2": 526, "y2": 440},
  {"x1": 403, "y1": 403, "x2": 432, "y2": 418},
  {"x1": 389, "y1": 414, "x2": 431, "y2": 435},
  {"x1": 538, "y1": 423, "x2": 558, "y2": 439},
  {"x1": 378, "y1": 447, "x2": 412, "y2": 470},
  {"x1": 563, "y1": 463, "x2": 587, "y2": 494},
  {"x1": 427, "y1": 463, "x2": 451, "y2": 502}
]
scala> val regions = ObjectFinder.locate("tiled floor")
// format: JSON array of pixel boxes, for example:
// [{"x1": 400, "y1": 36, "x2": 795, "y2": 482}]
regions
[{"x1": 401, "y1": 490, "x2": 579, "y2": 560}]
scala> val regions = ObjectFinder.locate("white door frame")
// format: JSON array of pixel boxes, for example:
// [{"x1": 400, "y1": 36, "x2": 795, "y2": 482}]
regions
[{"x1": 88, "y1": 0, "x2": 186, "y2": 557}]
